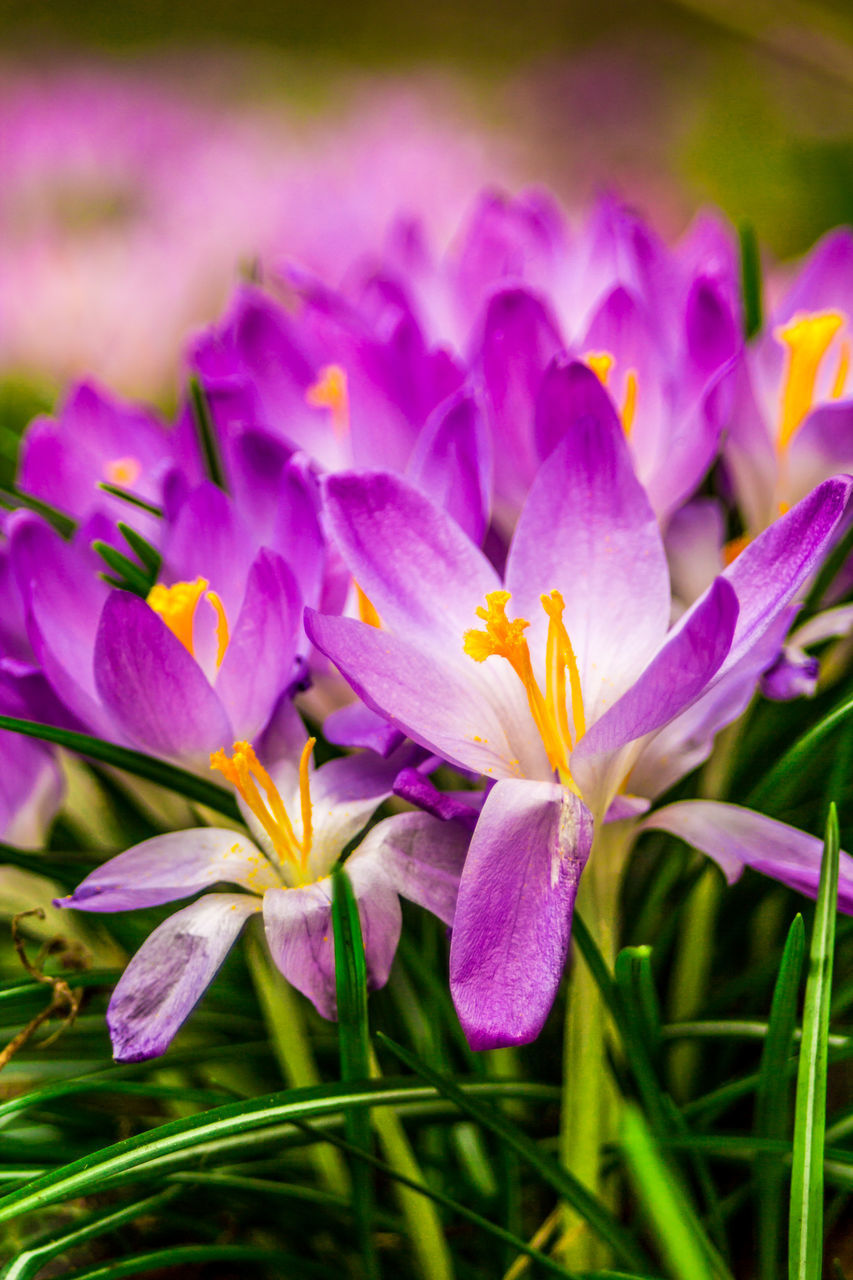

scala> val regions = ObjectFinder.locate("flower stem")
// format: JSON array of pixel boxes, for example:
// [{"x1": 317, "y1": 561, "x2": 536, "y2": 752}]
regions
[{"x1": 557, "y1": 819, "x2": 631, "y2": 1270}]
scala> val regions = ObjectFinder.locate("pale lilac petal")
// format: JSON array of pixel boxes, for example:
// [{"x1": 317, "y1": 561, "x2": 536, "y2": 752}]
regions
[
  {"x1": 407, "y1": 390, "x2": 491, "y2": 544},
  {"x1": 665, "y1": 499, "x2": 726, "y2": 610},
  {"x1": 215, "y1": 550, "x2": 302, "y2": 741},
  {"x1": 575, "y1": 577, "x2": 738, "y2": 761},
  {"x1": 303, "y1": 751, "x2": 398, "y2": 880},
  {"x1": 719, "y1": 476, "x2": 853, "y2": 679},
  {"x1": 641, "y1": 801, "x2": 853, "y2": 911},
  {"x1": 305, "y1": 610, "x2": 519, "y2": 779},
  {"x1": 323, "y1": 701, "x2": 406, "y2": 757},
  {"x1": 57, "y1": 829, "x2": 275, "y2": 912},
  {"x1": 760, "y1": 648, "x2": 820, "y2": 701},
  {"x1": 450, "y1": 779, "x2": 593, "y2": 1049},
  {"x1": 107, "y1": 893, "x2": 260, "y2": 1062},
  {"x1": 0, "y1": 733, "x2": 63, "y2": 849},
  {"x1": 604, "y1": 795, "x2": 651, "y2": 822},
  {"x1": 94, "y1": 591, "x2": 232, "y2": 762},
  {"x1": 350, "y1": 810, "x2": 470, "y2": 926},
  {"x1": 506, "y1": 363, "x2": 670, "y2": 717},
  {"x1": 321, "y1": 471, "x2": 500, "y2": 644},
  {"x1": 775, "y1": 228, "x2": 853, "y2": 321},
  {"x1": 787, "y1": 402, "x2": 853, "y2": 505}
]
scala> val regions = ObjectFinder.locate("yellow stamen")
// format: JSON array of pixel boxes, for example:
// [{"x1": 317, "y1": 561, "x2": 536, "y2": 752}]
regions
[
  {"x1": 584, "y1": 351, "x2": 614, "y2": 385},
  {"x1": 355, "y1": 581, "x2": 381, "y2": 628},
  {"x1": 775, "y1": 310, "x2": 845, "y2": 451},
  {"x1": 147, "y1": 577, "x2": 208, "y2": 655},
  {"x1": 463, "y1": 589, "x2": 583, "y2": 790},
  {"x1": 621, "y1": 369, "x2": 638, "y2": 436},
  {"x1": 205, "y1": 590, "x2": 229, "y2": 667},
  {"x1": 210, "y1": 740, "x2": 315, "y2": 874},
  {"x1": 104, "y1": 456, "x2": 142, "y2": 488},
  {"x1": 305, "y1": 364, "x2": 349, "y2": 439}
]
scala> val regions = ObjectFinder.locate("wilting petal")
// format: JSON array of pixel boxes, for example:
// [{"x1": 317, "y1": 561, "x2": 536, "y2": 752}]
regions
[
  {"x1": 450, "y1": 779, "x2": 593, "y2": 1049},
  {"x1": 508, "y1": 367, "x2": 671, "y2": 718},
  {"x1": 56, "y1": 829, "x2": 275, "y2": 912},
  {"x1": 95, "y1": 590, "x2": 232, "y2": 762},
  {"x1": 215, "y1": 550, "x2": 302, "y2": 741},
  {"x1": 719, "y1": 477, "x2": 853, "y2": 679},
  {"x1": 351, "y1": 809, "x2": 471, "y2": 925},
  {"x1": 263, "y1": 865, "x2": 401, "y2": 1019},
  {"x1": 321, "y1": 471, "x2": 500, "y2": 645},
  {"x1": 107, "y1": 893, "x2": 260, "y2": 1062},
  {"x1": 407, "y1": 390, "x2": 491, "y2": 544},
  {"x1": 642, "y1": 801, "x2": 853, "y2": 910}
]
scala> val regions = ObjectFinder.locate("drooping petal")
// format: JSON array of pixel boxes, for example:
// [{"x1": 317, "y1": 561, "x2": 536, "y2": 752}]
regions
[
  {"x1": 94, "y1": 590, "x2": 232, "y2": 762},
  {"x1": 351, "y1": 809, "x2": 471, "y2": 926},
  {"x1": 107, "y1": 893, "x2": 260, "y2": 1062},
  {"x1": 449, "y1": 779, "x2": 593, "y2": 1050},
  {"x1": 641, "y1": 801, "x2": 853, "y2": 910},
  {"x1": 321, "y1": 471, "x2": 500, "y2": 645},
  {"x1": 507, "y1": 362, "x2": 671, "y2": 717},
  {"x1": 56, "y1": 829, "x2": 276, "y2": 912}
]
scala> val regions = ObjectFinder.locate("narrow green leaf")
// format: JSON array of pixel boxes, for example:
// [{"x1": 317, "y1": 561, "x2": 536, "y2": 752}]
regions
[
  {"x1": 755, "y1": 914, "x2": 805, "y2": 1280},
  {"x1": 620, "y1": 1106, "x2": 718, "y2": 1280},
  {"x1": 789, "y1": 805, "x2": 840, "y2": 1280},
  {"x1": 0, "y1": 715, "x2": 240, "y2": 819},
  {"x1": 377, "y1": 1032, "x2": 652, "y2": 1273},
  {"x1": 331, "y1": 865, "x2": 379, "y2": 1279},
  {"x1": 748, "y1": 699, "x2": 853, "y2": 812},
  {"x1": 91, "y1": 541, "x2": 152, "y2": 596},
  {"x1": 98, "y1": 482, "x2": 163, "y2": 517},
  {"x1": 59, "y1": 1244, "x2": 324, "y2": 1280},
  {"x1": 188, "y1": 375, "x2": 227, "y2": 491},
  {"x1": 117, "y1": 522, "x2": 162, "y2": 575},
  {"x1": 738, "y1": 219, "x2": 763, "y2": 340},
  {"x1": 0, "y1": 487, "x2": 75, "y2": 537}
]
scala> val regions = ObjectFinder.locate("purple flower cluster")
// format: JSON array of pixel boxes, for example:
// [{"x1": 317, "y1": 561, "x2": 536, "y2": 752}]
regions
[{"x1": 4, "y1": 188, "x2": 853, "y2": 1058}]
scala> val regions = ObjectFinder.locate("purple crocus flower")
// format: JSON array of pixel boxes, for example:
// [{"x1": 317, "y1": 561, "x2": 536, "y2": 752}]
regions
[
  {"x1": 57, "y1": 705, "x2": 470, "y2": 1061},
  {"x1": 306, "y1": 362, "x2": 853, "y2": 1048}
]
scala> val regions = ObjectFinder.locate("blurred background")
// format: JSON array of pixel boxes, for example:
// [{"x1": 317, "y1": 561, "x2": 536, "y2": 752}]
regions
[{"x1": 1, "y1": 0, "x2": 852, "y2": 410}]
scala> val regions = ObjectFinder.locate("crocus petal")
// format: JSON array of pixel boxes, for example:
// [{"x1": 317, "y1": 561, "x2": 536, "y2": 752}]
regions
[
  {"x1": 107, "y1": 893, "x2": 260, "y2": 1062},
  {"x1": 351, "y1": 810, "x2": 471, "y2": 926},
  {"x1": 323, "y1": 701, "x2": 406, "y2": 757},
  {"x1": 215, "y1": 550, "x2": 302, "y2": 742},
  {"x1": 321, "y1": 471, "x2": 500, "y2": 645},
  {"x1": 641, "y1": 801, "x2": 853, "y2": 911},
  {"x1": 450, "y1": 779, "x2": 593, "y2": 1050},
  {"x1": 0, "y1": 733, "x2": 63, "y2": 849},
  {"x1": 160, "y1": 482, "x2": 256, "y2": 622},
  {"x1": 56, "y1": 829, "x2": 275, "y2": 912},
  {"x1": 719, "y1": 476, "x2": 853, "y2": 679},
  {"x1": 94, "y1": 590, "x2": 232, "y2": 762},
  {"x1": 665, "y1": 499, "x2": 726, "y2": 610},
  {"x1": 576, "y1": 577, "x2": 738, "y2": 762},
  {"x1": 507, "y1": 363, "x2": 671, "y2": 717},
  {"x1": 263, "y1": 866, "x2": 401, "y2": 1019},
  {"x1": 393, "y1": 767, "x2": 481, "y2": 831},
  {"x1": 407, "y1": 389, "x2": 491, "y2": 544}
]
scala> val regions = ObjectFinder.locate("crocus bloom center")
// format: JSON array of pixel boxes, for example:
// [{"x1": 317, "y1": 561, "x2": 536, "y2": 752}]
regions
[
  {"x1": 146, "y1": 577, "x2": 230, "y2": 668},
  {"x1": 305, "y1": 363, "x2": 349, "y2": 438},
  {"x1": 464, "y1": 589, "x2": 584, "y2": 791},
  {"x1": 104, "y1": 456, "x2": 142, "y2": 487},
  {"x1": 774, "y1": 310, "x2": 849, "y2": 451},
  {"x1": 584, "y1": 349, "x2": 638, "y2": 436},
  {"x1": 210, "y1": 738, "x2": 316, "y2": 879}
]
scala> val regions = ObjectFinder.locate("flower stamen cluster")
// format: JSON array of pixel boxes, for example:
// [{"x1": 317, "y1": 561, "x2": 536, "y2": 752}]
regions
[
  {"x1": 210, "y1": 738, "x2": 316, "y2": 878},
  {"x1": 147, "y1": 577, "x2": 230, "y2": 667}
]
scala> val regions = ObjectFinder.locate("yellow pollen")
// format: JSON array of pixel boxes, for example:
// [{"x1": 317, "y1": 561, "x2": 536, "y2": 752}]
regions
[
  {"x1": 463, "y1": 589, "x2": 584, "y2": 791},
  {"x1": 306, "y1": 364, "x2": 349, "y2": 439},
  {"x1": 774, "y1": 310, "x2": 846, "y2": 451},
  {"x1": 832, "y1": 338, "x2": 851, "y2": 400},
  {"x1": 584, "y1": 350, "x2": 638, "y2": 435},
  {"x1": 104, "y1": 456, "x2": 142, "y2": 488},
  {"x1": 355, "y1": 581, "x2": 381, "y2": 628},
  {"x1": 146, "y1": 577, "x2": 231, "y2": 666},
  {"x1": 210, "y1": 739, "x2": 316, "y2": 876},
  {"x1": 585, "y1": 351, "x2": 614, "y2": 384},
  {"x1": 147, "y1": 577, "x2": 208, "y2": 655}
]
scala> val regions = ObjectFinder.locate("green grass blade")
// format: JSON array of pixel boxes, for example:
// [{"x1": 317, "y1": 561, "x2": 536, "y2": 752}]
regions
[
  {"x1": 377, "y1": 1032, "x2": 652, "y2": 1273},
  {"x1": 60, "y1": 1244, "x2": 325, "y2": 1280},
  {"x1": 789, "y1": 806, "x2": 840, "y2": 1280},
  {"x1": 0, "y1": 715, "x2": 240, "y2": 818},
  {"x1": 620, "y1": 1105, "x2": 717, "y2": 1280},
  {"x1": 748, "y1": 699, "x2": 853, "y2": 812},
  {"x1": 98, "y1": 483, "x2": 163, "y2": 517},
  {"x1": 755, "y1": 914, "x2": 806, "y2": 1280},
  {"x1": 331, "y1": 865, "x2": 379, "y2": 1279},
  {"x1": 0, "y1": 486, "x2": 76, "y2": 537},
  {"x1": 117, "y1": 522, "x2": 162, "y2": 575},
  {"x1": 188, "y1": 375, "x2": 227, "y2": 491},
  {"x1": 91, "y1": 541, "x2": 153, "y2": 596},
  {"x1": 738, "y1": 219, "x2": 762, "y2": 340}
]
